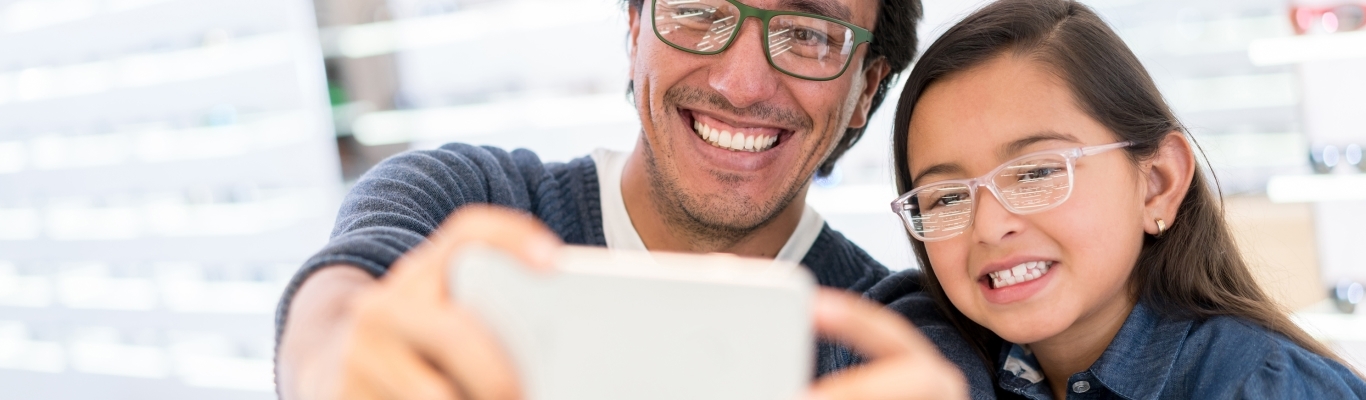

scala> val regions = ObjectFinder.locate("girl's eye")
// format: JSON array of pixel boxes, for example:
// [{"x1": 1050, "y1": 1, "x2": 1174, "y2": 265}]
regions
[
  {"x1": 933, "y1": 192, "x2": 968, "y2": 209},
  {"x1": 1020, "y1": 167, "x2": 1061, "y2": 181}
]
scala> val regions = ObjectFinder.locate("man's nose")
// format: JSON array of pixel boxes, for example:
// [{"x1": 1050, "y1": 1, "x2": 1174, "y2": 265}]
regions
[{"x1": 708, "y1": 17, "x2": 781, "y2": 110}]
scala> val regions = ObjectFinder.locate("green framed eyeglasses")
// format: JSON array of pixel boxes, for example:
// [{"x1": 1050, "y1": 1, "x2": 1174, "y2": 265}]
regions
[{"x1": 651, "y1": 0, "x2": 874, "y2": 81}]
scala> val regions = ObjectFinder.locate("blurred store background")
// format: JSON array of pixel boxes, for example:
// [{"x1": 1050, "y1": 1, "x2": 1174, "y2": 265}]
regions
[{"x1": 0, "y1": 0, "x2": 1362, "y2": 398}]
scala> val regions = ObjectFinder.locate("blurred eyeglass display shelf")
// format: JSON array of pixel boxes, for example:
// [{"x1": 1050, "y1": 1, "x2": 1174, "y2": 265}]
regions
[
  {"x1": 0, "y1": 0, "x2": 341, "y2": 398},
  {"x1": 1263, "y1": 4, "x2": 1366, "y2": 367}
]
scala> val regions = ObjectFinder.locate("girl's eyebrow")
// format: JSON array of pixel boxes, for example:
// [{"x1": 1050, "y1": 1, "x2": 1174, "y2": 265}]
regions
[
  {"x1": 911, "y1": 163, "x2": 963, "y2": 185},
  {"x1": 999, "y1": 130, "x2": 1083, "y2": 159},
  {"x1": 910, "y1": 131, "x2": 1083, "y2": 184}
]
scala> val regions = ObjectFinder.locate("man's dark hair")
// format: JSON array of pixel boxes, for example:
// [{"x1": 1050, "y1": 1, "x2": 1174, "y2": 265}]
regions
[{"x1": 623, "y1": 0, "x2": 923, "y2": 177}]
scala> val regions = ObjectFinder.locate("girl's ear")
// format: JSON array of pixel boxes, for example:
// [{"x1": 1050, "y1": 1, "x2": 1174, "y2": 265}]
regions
[{"x1": 1142, "y1": 131, "x2": 1197, "y2": 236}]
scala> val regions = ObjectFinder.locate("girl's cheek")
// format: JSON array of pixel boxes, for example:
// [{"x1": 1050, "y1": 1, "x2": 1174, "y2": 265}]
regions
[{"x1": 926, "y1": 243, "x2": 973, "y2": 294}]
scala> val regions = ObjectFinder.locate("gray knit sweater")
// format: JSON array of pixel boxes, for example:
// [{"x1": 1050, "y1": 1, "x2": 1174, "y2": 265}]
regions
[{"x1": 274, "y1": 144, "x2": 892, "y2": 374}]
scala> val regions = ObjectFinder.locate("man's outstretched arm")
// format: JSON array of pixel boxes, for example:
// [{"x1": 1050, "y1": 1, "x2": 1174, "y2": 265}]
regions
[
  {"x1": 274, "y1": 144, "x2": 556, "y2": 399},
  {"x1": 276, "y1": 206, "x2": 561, "y2": 400}
]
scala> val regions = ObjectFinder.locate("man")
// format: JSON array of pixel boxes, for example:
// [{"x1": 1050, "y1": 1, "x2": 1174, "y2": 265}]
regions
[{"x1": 275, "y1": 0, "x2": 980, "y2": 398}]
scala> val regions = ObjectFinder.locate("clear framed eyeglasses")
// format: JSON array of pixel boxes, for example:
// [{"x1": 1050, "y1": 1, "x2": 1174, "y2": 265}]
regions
[
  {"x1": 651, "y1": 0, "x2": 874, "y2": 81},
  {"x1": 891, "y1": 141, "x2": 1133, "y2": 242}
]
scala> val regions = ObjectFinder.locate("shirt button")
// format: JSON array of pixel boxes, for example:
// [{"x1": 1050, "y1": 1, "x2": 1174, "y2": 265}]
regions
[{"x1": 1072, "y1": 380, "x2": 1091, "y2": 393}]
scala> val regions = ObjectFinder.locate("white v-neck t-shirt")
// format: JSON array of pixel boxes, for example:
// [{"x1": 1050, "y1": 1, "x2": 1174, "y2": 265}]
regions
[{"x1": 590, "y1": 148, "x2": 825, "y2": 264}]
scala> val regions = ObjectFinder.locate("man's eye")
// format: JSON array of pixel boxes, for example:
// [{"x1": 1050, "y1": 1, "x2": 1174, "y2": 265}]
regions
[
  {"x1": 673, "y1": 7, "x2": 712, "y2": 20},
  {"x1": 789, "y1": 27, "x2": 828, "y2": 45}
]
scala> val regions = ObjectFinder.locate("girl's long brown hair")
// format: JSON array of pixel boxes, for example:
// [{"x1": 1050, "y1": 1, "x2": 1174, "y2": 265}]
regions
[{"x1": 891, "y1": 0, "x2": 1347, "y2": 371}]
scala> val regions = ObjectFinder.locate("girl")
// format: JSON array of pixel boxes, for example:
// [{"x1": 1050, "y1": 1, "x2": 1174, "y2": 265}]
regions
[{"x1": 886, "y1": 0, "x2": 1366, "y2": 398}]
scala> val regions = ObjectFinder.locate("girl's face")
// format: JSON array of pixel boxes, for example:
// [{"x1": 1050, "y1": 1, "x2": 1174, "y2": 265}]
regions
[{"x1": 905, "y1": 55, "x2": 1147, "y2": 345}]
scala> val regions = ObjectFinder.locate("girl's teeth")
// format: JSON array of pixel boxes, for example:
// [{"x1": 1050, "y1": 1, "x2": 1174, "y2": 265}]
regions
[
  {"x1": 989, "y1": 261, "x2": 1051, "y2": 289},
  {"x1": 692, "y1": 119, "x2": 777, "y2": 152}
]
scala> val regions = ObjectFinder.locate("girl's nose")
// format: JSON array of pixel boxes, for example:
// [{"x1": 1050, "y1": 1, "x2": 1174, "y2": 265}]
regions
[{"x1": 970, "y1": 188, "x2": 1025, "y2": 245}]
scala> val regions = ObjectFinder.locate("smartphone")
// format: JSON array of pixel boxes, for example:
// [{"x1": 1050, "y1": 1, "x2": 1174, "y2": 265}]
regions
[{"x1": 449, "y1": 245, "x2": 816, "y2": 400}]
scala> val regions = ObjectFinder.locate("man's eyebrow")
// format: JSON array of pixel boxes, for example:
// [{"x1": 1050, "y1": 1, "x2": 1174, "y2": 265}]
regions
[
  {"x1": 999, "y1": 131, "x2": 1083, "y2": 159},
  {"x1": 911, "y1": 163, "x2": 964, "y2": 186},
  {"x1": 777, "y1": 0, "x2": 852, "y2": 22}
]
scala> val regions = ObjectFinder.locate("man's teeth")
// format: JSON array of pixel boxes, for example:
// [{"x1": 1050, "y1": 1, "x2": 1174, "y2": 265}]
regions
[
  {"x1": 694, "y1": 120, "x2": 778, "y2": 152},
  {"x1": 989, "y1": 261, "x2": 1051, "y2": 289}
]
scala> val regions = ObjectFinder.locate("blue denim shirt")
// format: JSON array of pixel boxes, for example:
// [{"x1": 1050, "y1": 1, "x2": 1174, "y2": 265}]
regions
[{"x1": 997, "y1": 301, "x2": 1366, "y2": 399}]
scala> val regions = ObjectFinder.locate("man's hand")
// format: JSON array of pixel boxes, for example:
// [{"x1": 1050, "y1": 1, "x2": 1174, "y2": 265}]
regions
[
  {"x1": 808, "y1": 290, "x2": 970, "y2": 400},
  {"x1": 278, "y1": 205, "x2": 562, "y2": 400}
]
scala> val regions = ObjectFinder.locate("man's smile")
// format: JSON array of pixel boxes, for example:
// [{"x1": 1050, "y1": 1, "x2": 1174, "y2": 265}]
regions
[
  {"x1": 679, "y1": 108, "x2": 794, "y2": 154},
  {"x1": 693, "y1": 119, "x2": 778, "y2": 152}
]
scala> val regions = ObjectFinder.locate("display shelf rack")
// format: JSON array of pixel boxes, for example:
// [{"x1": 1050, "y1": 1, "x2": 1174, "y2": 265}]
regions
[{"x1": 0, "y1": 0, "x2": 340, "y2": 397}]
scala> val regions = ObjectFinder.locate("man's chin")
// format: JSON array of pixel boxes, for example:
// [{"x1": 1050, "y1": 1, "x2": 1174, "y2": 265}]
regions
[
  {"x1": 679, "y1": 195, "x2": 775, "y2": 233},
  {"x1": 645, "y1": 158, "x2": 798, "y2": 238},
  {"x1": 666, "y1": 167, "x2": 808, "y2": 234}
]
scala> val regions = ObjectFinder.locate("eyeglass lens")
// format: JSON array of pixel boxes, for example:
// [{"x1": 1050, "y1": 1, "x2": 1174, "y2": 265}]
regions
[
  {"x1": 903, "y1": 154, "x2": 1073, "y2": 240},
  {"x1": 653, "y1": 0, "x2": 857, "y2": 79}
]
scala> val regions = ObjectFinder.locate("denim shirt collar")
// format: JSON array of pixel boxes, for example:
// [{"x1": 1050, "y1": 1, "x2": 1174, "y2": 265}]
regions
[{"x1": 997, "y1": 301, "x2": 1194, "y2": 399}]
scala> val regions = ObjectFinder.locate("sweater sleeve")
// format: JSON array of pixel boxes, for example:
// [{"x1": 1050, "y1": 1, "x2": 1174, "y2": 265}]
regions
[{"x1": 274, "y1": 144, "x2": 555, "y2": 343}]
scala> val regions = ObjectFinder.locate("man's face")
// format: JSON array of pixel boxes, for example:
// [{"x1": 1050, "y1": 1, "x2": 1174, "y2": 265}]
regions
[{"x1": 626, "y1": 0, "x2": 886, "y2": 234}]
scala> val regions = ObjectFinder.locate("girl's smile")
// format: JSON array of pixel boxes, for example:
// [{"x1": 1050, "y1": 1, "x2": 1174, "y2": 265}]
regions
[{"x1": 977, "y1": 259, "x2": 1056, "y2": 304}]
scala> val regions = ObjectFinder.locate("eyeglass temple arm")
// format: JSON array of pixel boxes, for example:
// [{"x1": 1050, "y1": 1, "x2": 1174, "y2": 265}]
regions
[{"x1": 1080, "y1": 141, "x2": 1134, "y2": 156}]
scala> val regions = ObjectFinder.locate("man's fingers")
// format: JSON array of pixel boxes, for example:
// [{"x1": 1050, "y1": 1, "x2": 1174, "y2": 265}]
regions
[
  {"x1": 808, "y1": 359, "x2": 929, "y2": 400},
  {"x1": 338, "y1": 205, "x2": 549, "y2": 399},
  {"x1": 399, "y1": 304, "x2": 523, "y2": 400},
  {"x1": 809, "y1": 290, "x2": 969, "y2": 400},
  {"x1": 812, "y1": 289, "x2": 935, "y2": 360},
  {"x1": 353, "y1": 283, "x2": 522, "y2": 400},
  {"x1": 388, "y1": 205, "x2": 563, "y2": 299},
  {"x1": 365, "y1": 346, "x2": 464, "y2": 400},
  {"x1": 429, "y1": 205, "x2": 562, "y2": 270},
  {"x1": 330, "y1": 299, "x2": 463, "y2": 400},
  {"x1": 807, "y1": 358, "x2": 966, "y2": 400}
]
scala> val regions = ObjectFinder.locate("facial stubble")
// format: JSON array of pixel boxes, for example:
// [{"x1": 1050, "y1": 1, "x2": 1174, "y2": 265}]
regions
[{"x1": 642, "y1": 86, "x2": 841, "y2": 250}]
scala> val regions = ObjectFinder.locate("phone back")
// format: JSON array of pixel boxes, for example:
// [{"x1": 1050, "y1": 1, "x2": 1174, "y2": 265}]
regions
[{"x1": 450, "y1": 245, "x2": 816, "y2": 400}]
